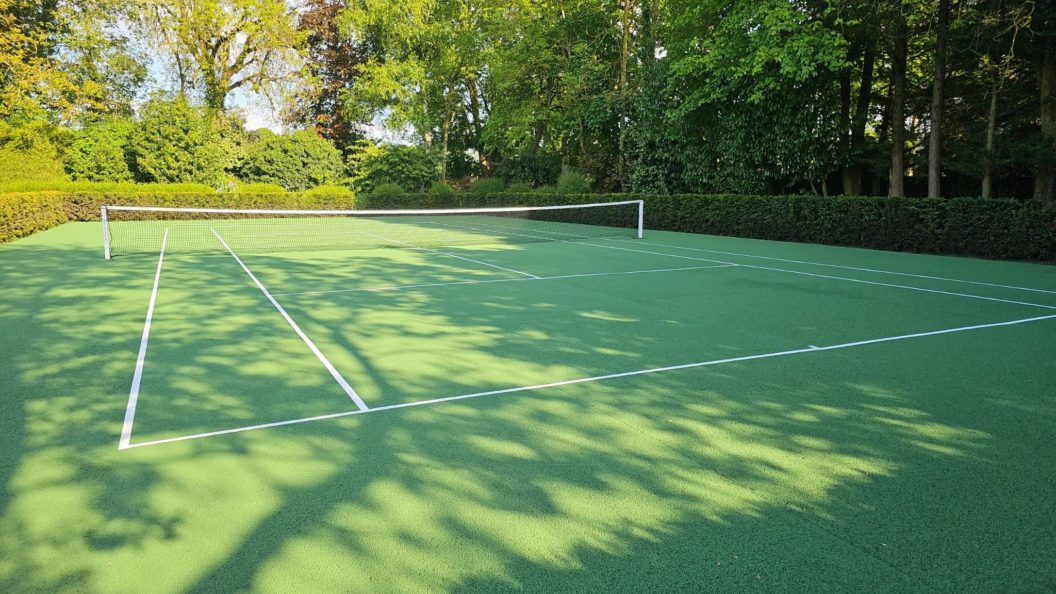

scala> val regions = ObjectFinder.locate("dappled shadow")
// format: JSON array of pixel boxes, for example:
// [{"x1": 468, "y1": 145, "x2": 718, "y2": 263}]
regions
[{"x1": 1, "y1": 222, "x2": 1055, "y2": 592}]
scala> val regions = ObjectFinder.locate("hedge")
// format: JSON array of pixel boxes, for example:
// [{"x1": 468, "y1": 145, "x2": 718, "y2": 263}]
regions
[
  {"x1": 359, "y1": 192, "x2": 1056, "y2": 261},
  {"x1": 2, "y1": 191, "x2": 1055, "y2": 261},
  {"x1": 0, "y1": 192, "x2": 69, "y2": 244}
]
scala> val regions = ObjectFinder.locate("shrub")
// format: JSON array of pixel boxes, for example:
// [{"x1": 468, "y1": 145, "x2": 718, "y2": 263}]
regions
[
  {"x1": 429, "y1": 181, "x2": 457, "y2": 199},
  {"x1": 506, "y1": 182, "x2": 534, "y2": 193},
  {"x1": 0, "y1": 121, "x2": 68, "y2": 183},
  {"x1": 369, "y1": 183, "x2": 407, "y2": 201},
  {"x1": 130, "y1": 95, "x2": 225, "y2": 187},
  {"x1": 0, "y1": 192, "x2": 68, "y2": 243},
  {"x1": 467, "y1": 177, "x2": 505, "y2": 194},
  {"x1": 303, "y1": 184, "x2": 354, "y2": 198},
  {"x1": 556, "y1": 170, "x2": 592, "y2": 194},
  {"x1": 0, "y1": 180, "x2": 216, "y2": 193},
  {"x1": 231, "y1": 182, "x2": 286, "y2": 194},
  {"x1": 347, "y1": 142, "x2": 439, "y2": 193},
  {"x1": 65, "y1": 118, "x2": 135, "y2": 182},
  {"x1": 239, "y1": 130, "x2": 343, "y2": 191}
]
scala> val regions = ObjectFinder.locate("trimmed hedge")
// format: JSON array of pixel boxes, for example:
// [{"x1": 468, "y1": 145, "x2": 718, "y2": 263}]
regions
[
  {"x1": 2, "y1": 191, "x2": 1054, "y2": 261},
  {"x1": 0, "y1": 192, "x2": 69, "y2": 244},
  {"x1": 359, "y1": 192, "x2": 1056, "y2": 261}
]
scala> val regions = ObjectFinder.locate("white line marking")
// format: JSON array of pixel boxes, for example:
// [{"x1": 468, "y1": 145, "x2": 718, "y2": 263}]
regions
[
  {"x1": 433, "y1": 219, "x2": 1056, "y2": 299},
  {"x1": 119, "y1": 228, "x2": 168, "y2": 450},
  {"x1": 362, "y1": 232, "x2": 541, "y2": 278},
  {"x1": 210, "y1": 227, "x2": 369, "y2": 411},
  {"x1": 423, "y1": 220, "x2": 735, "y2": 266},
  {"x1": 737, "y1": 264, "x2": 1056, "y2": 311},
  {"x1": 272, "y1": 264, "x2": 737, "y2": 297},
  {"x1": 443, "y1": 224, "x2": 1055, "y2": 311},
  {"x1": 123, "y1": 312, "x2": 1056, "y2": 449},
  {"x1": 601, "y1": 237, "x2": 1056, "y2": 296}
]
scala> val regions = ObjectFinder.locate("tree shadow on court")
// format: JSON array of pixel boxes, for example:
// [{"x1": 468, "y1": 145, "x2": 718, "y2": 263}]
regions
[{"x1": 2, "y1": 224, "x2": 1055, "y2": 592}]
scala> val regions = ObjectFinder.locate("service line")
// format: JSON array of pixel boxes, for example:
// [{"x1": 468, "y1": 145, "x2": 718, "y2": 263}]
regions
[{"x1": 122, "y1": 312, "x2": 1056, "y2": 450}]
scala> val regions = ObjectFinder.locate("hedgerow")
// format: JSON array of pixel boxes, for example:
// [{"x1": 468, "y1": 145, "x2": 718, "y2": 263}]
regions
[{"x1": 1, "y1": 191, "x2": 1054, "y2": 261}]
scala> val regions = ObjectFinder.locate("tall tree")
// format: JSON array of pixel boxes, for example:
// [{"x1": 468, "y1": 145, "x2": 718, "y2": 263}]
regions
[
  {"x1": 1034, "y1": 1, "x2": 1056, "y2": 201},
  {"x1": 928, "y1": 0, "x2": 951, "y2": 197},
  {"x1": 287, "y1": 0, "x2": 367, "y2": 150},
  {"x1": 137, "y1": 0, "x2": 305, "y2": 112},
  {"x1": 888, "y1": 1, "x2": 908, "y2": 197}
]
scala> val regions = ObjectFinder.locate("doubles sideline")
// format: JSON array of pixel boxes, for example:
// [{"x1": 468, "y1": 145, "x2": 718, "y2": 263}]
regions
[{"x1": 122, "y1": 311, "x2": 1056, "y2": 449}]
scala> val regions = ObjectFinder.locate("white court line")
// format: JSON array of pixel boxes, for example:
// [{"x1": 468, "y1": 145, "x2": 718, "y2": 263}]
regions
[
  {"x1": 209, "y1": 227, "x2": 369, "y2": 411},
  {"x1": 361, "y1": 232, "x2": 541, "y2": 279},
  {"x1": 436, "y1": 221, "x2": 1056, "y2": 311},
  {"x1": 601, "y1": 238, "x2": 1056, "y2": 296},
  {"x1": 431, "y1": 218, "x2": 1056, "y2": 297},
  {"x1": 272, "y1": 264, "x2": 737, "y2": 297},
  {"x1": 118, "y1": 228, "x2": 169, "y2": 450},
  {"x1": 122, "y1": 312, "x2": 1056, "y2": 449},
  {"x1": 422, "y1": 220, "x2": 735, "y2": 266}
]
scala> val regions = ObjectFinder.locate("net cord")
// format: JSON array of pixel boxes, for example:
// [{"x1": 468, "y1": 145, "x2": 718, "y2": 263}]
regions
[{"x1": 102, "y1": 200, "x2": 644, "y2": 217}]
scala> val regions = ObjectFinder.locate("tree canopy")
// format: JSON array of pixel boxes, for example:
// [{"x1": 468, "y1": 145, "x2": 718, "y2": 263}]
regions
[{"x1": 1, "y1": 0, "x2": 1054, "y2": 200}]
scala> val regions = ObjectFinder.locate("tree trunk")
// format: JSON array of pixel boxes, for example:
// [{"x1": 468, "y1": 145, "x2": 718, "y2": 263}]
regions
[
  {"x1": 617, "y1": 0, "x2": 632, "y2": 189},
  {"x1": 846, "y1": 44, "x2": 875, "y2": 196},
  {"x1": 466, "y1": 76, "x2": 489, "y2": 174},
  {"x1": 928, "y1": 0, "x2": 950, "y2": 198},
  {"x1": 421, "y1": 90, "x2": 433, "y2": 148},
  {"x1": 839, "y1": 68, "x2": 852, "y2": 194},
  {"x1": 440, "y1": 116, "x2": 450, "y2": 182},
  {"x1": 1035, "y1": 10, "x2": 1056, "y2": 201},
  {"x1": 982, "y1": 89, "x2": 998, "y2": 198},
  {"x1": 889, "y1": 4, "x2": 907, "y2": 198}
]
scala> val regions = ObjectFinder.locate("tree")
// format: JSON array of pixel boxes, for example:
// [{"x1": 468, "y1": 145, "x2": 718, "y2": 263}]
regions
[
  {"x1": 346, "y1": 140, "x2": 439, "y2": 192},
  {"x1": 286, "y1": 0, "x2": 367, "y2": 150},
  {"x1": 0, "y1": 0, "x2": 145, "y2": 121},
  {"x1": 137, "y1": 0, "x2": 306, "y2": 111},
  {"x1": 888, "y1": 1, "x2": 908, "y2": 198},
  {"x1": 928, "y1": 0, "x2": 951, "y2": 198},
  {"x1": 129, "y1": 95, "x2": 225, "y2": 185},
  {"x1": 238, "y1": 130, "x2": 344, "y2": 191},
  {"x1": 65, "y1": 117, "x2": 135, "y2": 181},
  {"x1": 1034, "y1": 1, "x2": 1056, "y2": 201}
]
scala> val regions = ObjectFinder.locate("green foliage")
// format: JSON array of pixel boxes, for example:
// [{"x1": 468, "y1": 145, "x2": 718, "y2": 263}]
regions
[
  {"x1": 368, "y1": 182, "x2": 408, "y2": 201},
  {"x1": 231, "y1": 183, "x2": 286, "y2": 194},
  {"x1": 302, "y1": 184, "x2": 354, "y2": 199},
  {"x1": 0, "y1": 121, "x2": 68, "y2": 183},
  {"x1": 347, "y1": 142, "x2": 439, "y2": 192},
  {"x1": 129, "y1": 95, "x2": 225, "y2": 187},
  {"x1": 239, "y1": 130, "x2": 343, "y2": 191},
  {"x1": 0, "y1": 192, "x2": 67, "y2": 243},
  {"x1": 0, "y1": 180, "x2": 215, "y2": 193},
  {"x1": 506, "y1": 182, "x2": 534, "y2": 193},
  {"x1": 429, "y1": 181, "x2": 457, "y2": 199},
  {"x1": 556, "y1": 171, "x2": 592, "y2": 194},
  {"x1": 65, "y1": 118, "x2": 135, "y2": 182},
  {"x1": 467, "y1": 178, "x2": 505, "y2": 195}
]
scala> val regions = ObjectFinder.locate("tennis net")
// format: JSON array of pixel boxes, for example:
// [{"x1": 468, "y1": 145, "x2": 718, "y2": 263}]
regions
[{"x1": 101, "y1": 200, "x2": 644, "y2": 259}]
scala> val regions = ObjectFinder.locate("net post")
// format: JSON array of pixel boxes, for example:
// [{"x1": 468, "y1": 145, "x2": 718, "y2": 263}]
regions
[
  {"x1": 636, "y1": 200, "x2": 644, "y2": 239},
  {"x1": 101, "y1": 206, "x2": 111, "y2": 260}
]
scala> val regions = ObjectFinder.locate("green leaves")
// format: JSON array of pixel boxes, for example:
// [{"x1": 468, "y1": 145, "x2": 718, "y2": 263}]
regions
[{"x1": 238, "y1": 130, "x2": 345, "y2": 191}]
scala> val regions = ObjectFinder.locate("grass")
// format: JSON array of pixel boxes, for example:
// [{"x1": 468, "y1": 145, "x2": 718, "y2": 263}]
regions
[{"x1": 2, "y1": 219, "x2": 1055, "y2": 592}]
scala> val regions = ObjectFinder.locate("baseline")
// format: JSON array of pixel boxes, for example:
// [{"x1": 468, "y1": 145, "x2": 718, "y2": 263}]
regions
[
  {"x1": 118, "y1": 228, "x2": 168, "y2": 450},
  {"x1": 123, "y1": 312, "x2": 1056, "y2": 449}
]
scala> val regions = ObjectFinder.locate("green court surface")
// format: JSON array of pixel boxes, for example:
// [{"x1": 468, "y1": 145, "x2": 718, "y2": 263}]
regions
[{"x1": 2, "y1": 220, "x2": 1056, "y2": 592}]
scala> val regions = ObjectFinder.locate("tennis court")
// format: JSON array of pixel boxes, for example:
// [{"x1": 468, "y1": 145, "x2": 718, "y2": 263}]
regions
[{"x1": 2, "y1": 204, "x2": 1056, "y2": 591}]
